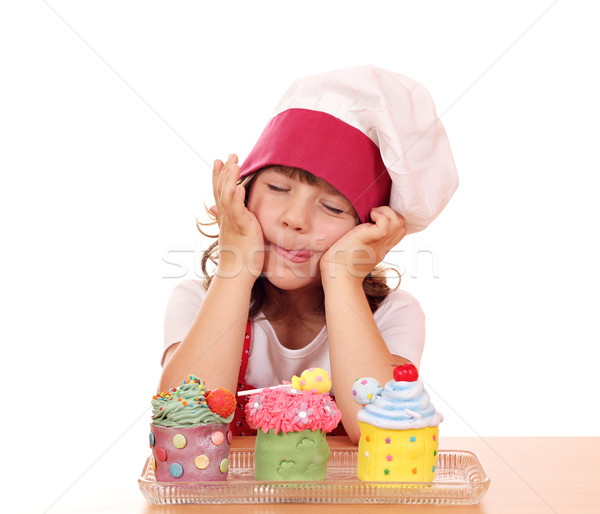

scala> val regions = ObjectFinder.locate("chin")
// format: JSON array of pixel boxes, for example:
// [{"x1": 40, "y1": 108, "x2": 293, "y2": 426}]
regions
[{"x1": 263, "y1": 270, "x2": 321, "y2": 291}]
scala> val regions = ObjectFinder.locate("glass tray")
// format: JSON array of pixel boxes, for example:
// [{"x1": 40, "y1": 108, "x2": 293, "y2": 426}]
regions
[{"x1": 139, "y1": 447, "x2": 490, "y2": 505}]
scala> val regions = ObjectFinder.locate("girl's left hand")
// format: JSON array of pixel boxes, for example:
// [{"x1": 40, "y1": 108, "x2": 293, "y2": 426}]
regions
[{"x1": 320, "y1": 206, "x2": 407, "y2": 281}]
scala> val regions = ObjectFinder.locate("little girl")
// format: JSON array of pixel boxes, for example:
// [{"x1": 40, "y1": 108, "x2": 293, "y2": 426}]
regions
[{"x1": 158, "y1": 65, "x2": 458, "y2": 442}]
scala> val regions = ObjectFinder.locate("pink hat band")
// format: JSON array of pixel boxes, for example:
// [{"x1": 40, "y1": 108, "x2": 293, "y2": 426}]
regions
[{"x1": 239, "y1": 108, "x2": 391, "y2": 223}]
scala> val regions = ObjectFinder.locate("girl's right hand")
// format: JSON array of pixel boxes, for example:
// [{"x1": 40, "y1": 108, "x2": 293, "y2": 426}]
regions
[{"x1": 210, "y1": 154, "x2": 264, "y2": 280}]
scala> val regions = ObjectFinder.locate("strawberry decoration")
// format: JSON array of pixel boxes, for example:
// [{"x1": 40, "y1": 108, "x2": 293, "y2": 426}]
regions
[
  {"x1": 393, "y1": 363, "x2": 419, "y2": 382},
  {"x1": 206, "y1": 387, "x2": 236, "y2": 418}
]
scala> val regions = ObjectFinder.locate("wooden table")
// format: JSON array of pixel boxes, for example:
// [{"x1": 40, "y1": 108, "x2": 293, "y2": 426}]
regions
[{"x1": 66, "y1": 437, "x2": 600, "y2": 513}]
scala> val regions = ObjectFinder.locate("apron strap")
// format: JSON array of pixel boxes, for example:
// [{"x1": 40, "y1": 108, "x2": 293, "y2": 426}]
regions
[
  {"x1": 232, "y1": 320, "x2": 257, "y2": 436},
  {"x1": 237, "y1": 319, "x2": 252, "y2": 384}
]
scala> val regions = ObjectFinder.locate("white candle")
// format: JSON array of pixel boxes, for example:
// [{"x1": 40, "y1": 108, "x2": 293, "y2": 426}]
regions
[{"x1": 236, "y1": 384, "x2": 292, "y2": 396}]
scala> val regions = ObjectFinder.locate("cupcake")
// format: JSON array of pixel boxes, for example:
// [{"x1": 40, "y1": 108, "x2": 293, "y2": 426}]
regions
[
  {"x1": 352, "y1": 363, "x2": 443, "y2": 482},
  {"x1": 244, "y1": 368, "x2": 342, "y2": 481},
  {"x1": 150, "y1": 375, "x2": 235, "y2": 481}
]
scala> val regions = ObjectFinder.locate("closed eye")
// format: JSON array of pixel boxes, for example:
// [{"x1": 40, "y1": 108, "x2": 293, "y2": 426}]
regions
[
  {"x1": 267, "y1": 184, "x2": 289, "y2": 193},
  {"x1": 322, "y1": 203, "x2": 344, "y2": 214}
]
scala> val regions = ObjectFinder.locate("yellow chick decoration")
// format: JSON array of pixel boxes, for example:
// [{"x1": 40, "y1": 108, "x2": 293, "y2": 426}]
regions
[{"x1": 291, "y1": 368, "x2": 332, "y2": 393}]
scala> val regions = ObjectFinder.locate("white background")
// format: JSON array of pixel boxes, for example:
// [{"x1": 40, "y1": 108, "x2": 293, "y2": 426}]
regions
[{"x1": 1, "y1": 1, "x2": 598, "y2": 512}]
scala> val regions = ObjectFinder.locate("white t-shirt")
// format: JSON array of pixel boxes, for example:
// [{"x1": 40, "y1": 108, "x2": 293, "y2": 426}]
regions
[{"x1": 163, "y1": 279, "x2": 426, "y2": 389}]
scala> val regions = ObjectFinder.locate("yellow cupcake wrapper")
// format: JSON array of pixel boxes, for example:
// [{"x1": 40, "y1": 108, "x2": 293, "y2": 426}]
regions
[{"x1": 357, "y1": 422, "x2": 439, "y2": 482}]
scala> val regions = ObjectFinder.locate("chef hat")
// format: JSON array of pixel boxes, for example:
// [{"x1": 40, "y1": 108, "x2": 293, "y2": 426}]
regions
[{"x1": 239, "y1": 65, "x2": 458, "y2": 234}]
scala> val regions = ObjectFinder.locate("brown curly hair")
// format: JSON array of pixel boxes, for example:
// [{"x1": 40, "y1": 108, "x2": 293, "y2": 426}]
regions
[{"x1": 197, "y1": 166, "x2": 400, "y2": 321}]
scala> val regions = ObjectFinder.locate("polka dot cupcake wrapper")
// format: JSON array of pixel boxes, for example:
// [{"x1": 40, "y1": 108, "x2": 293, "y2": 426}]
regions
[{"x1": 150, "y1": 423, "x2": 232, "y2": 481}]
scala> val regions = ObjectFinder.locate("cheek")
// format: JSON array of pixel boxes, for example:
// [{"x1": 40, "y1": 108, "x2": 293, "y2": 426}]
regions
[
  {"x1": 247, "y1": 197, "x2": 271, "y2": 228},
  {"x1": 319, "y1": 222, "x2": 355, "y2": 249}
]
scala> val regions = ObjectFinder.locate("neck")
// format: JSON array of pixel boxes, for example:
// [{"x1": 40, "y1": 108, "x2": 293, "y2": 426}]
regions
[{"x1": 262, "y1": 280, "x2": 324, "y2": 323}]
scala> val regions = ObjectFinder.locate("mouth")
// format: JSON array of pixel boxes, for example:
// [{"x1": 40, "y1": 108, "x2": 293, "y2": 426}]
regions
[{"x1": 271, "y1": 244, "x2": 315, "y2": 264}]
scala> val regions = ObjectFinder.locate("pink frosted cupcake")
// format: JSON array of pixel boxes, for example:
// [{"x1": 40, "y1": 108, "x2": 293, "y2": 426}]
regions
[{"x1": 245, "y1": 368, "x2": 342, "y2": 481}]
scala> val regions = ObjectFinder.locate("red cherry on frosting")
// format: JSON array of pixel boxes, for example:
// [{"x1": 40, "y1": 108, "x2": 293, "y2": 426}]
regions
[
  {"x1": 393, "y1": 363, "x2": 419, "y2": 382},
  {"x1": 206, "y1": 387, "x2": 236, "y2": 418}
]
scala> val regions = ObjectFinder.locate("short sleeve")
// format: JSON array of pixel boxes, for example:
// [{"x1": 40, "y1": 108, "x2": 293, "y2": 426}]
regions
[
  {"x1": 162, "y1": 279, "x2": 208, "y2": 365},
  {"x1": 373, "y1": 288, "x2": 426, "y2": 369}
]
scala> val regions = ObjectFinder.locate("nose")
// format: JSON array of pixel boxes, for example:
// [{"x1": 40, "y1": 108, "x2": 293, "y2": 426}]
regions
[{"x1": 280, "y1": 200, "x2": 309, "y2": 232}]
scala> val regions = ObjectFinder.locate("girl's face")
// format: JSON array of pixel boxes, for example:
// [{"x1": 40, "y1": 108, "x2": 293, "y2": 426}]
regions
[{"x1": 247, "y1": 166, "x2": 358, "y2": 290}]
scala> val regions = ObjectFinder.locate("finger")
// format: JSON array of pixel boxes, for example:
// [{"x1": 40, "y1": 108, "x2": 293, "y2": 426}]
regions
[
  {"x1": 389, "y1": 213, "x2": 406, "y2": 243},
  {"x1": 222, "y1": 153, "x2": 238, "y2": 183},
  {"x1": 384, "y1": 209, "x2": 405, "y2": 233},
  {"x1": 218, "y1": 160, "x2": 236, "y2": 208},
  {"x1": 212, "y1": 159, "x2": 224, "y2": 203},
  {"x1": 370, "y1": 207, "x2": 390, "y2": 235},
  {"x1": 220, "y1": 162, "x2": 240, "y2": 209},
  {"x1": 223, "y1": 153, "x2": 238, "y2": 166},
  {"x1": 375, "y1": 206, "x2": 405, "y2": 237},
  {"x1": 230, "y1": 184, "x2": 247, "y2": 223},
  {"x1": 223, "y1": 156, "x2": 240, "y2": 195},
  {"x1": 213, "y1": 154, "x2": 238, "y2": 204},
  {"x1": 371, "y1": 206, "x2": 395, "y2": 220}
]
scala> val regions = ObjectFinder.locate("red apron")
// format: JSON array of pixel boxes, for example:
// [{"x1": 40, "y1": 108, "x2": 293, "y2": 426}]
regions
[
  {"x1": 232, "y1": 320, "x2": 346, "y2": 436},
  {"x1": 232, "y1": 320, "x2": 257, "y2": 436}
]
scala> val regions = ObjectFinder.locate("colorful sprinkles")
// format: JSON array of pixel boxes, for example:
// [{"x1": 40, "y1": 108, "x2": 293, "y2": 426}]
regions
[{"x1": 152, "y1": 375, "x2": 208, "y2": 411}]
